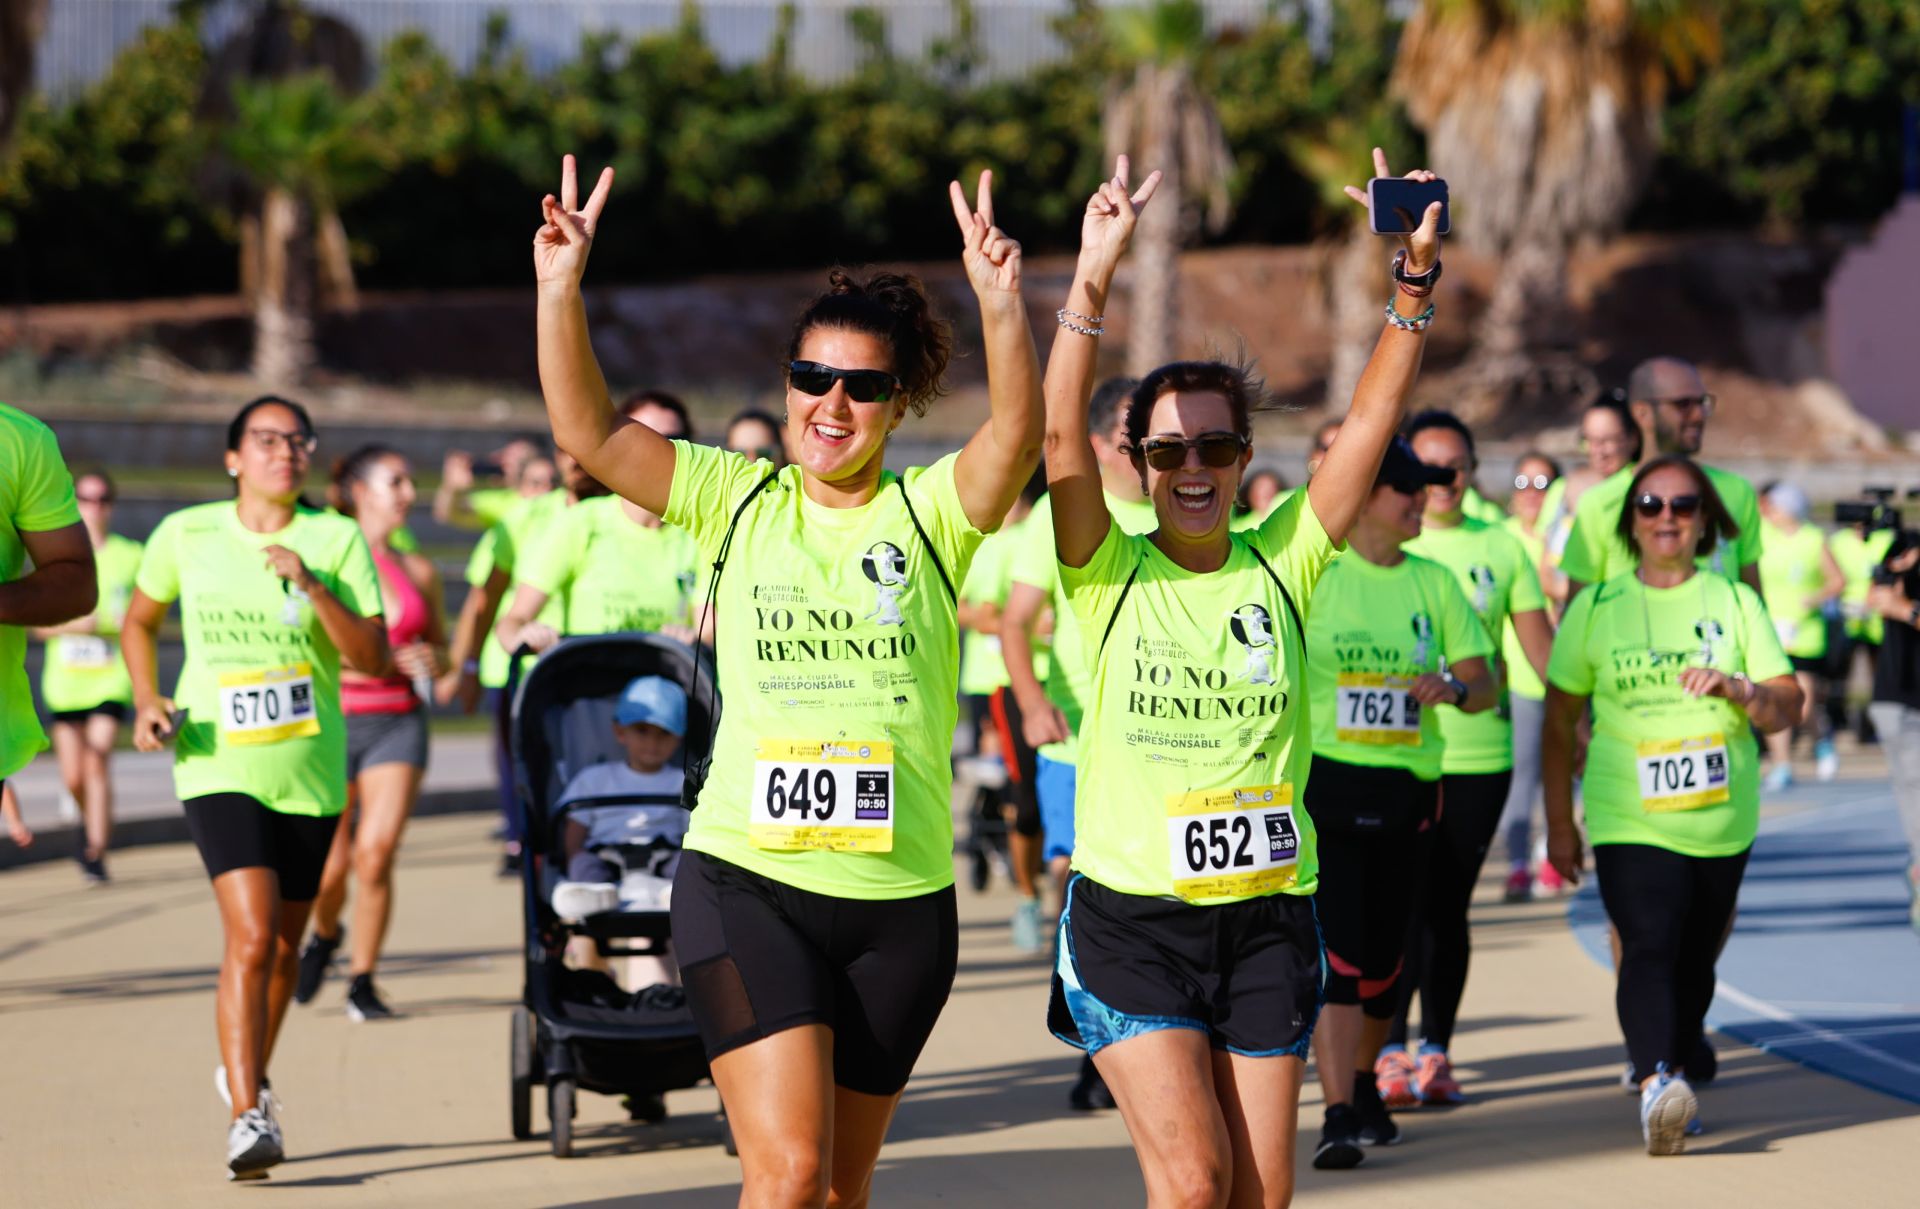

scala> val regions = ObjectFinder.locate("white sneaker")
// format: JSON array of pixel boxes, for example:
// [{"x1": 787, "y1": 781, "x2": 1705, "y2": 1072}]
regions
[
  {"x1": 552, "y1": 881, "x2": 619, "y2": 922},
  {"x1": 1639, "y1": 1068, "x2": 1697, "y2": 1156},
  {"x1": 226, "y1": 1107, "x2": 283, "y2": 1180},
  {"x1": 214, "y1": 1064, "x2": 279, "y2": 1122}
]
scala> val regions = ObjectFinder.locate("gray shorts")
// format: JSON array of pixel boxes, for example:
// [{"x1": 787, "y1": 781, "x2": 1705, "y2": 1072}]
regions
[{"x1": 345, "y1": 702, "x2": 430, "y2": 778}]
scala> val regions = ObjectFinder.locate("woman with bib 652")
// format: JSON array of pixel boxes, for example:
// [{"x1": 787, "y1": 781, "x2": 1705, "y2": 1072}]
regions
[
  {"x1": 1543, "y1": 455, "x2": 1800, "y2": 1157},
  {"x1": 532, "y1": 156, "x2": 1042, "y2": 1207},
  {"x1": 122, "y1": 397, "x2": 389, "y2": 1181},
  {"x1": 1044, "y1": 149, "x2": 1444, "y2": 1209}
]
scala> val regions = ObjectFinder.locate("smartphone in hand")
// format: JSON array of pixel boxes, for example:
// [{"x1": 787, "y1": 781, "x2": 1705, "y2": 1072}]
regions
[{"x1": 1368, "y1": 177, "x2": 1450, "y2": 236}]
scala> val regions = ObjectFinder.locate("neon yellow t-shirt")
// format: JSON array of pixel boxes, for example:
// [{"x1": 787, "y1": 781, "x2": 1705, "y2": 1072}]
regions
[
  {"x1": 41, "y1": 532, "x2": 144, "y2": 712},
  {"x1": 1406, "y1": 516, "x2": 1546, "y2": 774},
  {"x1": 135, "y1": 502, "x2": 383, "y2": 817},
  {"x1": 1502, "y1": 515, "x2": 1550, "y2": 700},
  {"x1": 1560, "y1": 463, "x2": 1762, "y2": 588},
  {"x1": 1462, "y1": 486, "x2": 1508, "y2": 525},
  {"x1": 958, "y1": 520, "x2": 1020, "y2": 697},
  {"x1": 1009, "y1": 491, "x2": 1158, "y2": 764},
  {"x1": 663, "y1": 440, "x2": 984, "y2": 900},
  {"x1": 470, "y1": 487, "x2": 520, "y2": 528},
  {"x1": 1548, "y1": 572, "x2": 1791, "y2": 856},
  {"x1": 1061, "y1": 491, "x2": 1336, "y2": 902},
  {"x1": 1757, "y1": 519, "x2": 1829, "y2": 660},
  {"x1": 1, "y1": 404, "x2": 81, "y2": 779},
  {"x1": 1830, "y1": 527, "x2": 1895, "y2": 644},
  {"x1": 1306, "y1": 550, "x2": 1492, "y2": 781},
  {"x1": 518, "y1": 495, "x2": 700, "y2": 637},
  {"x1": 465, "y1": 490, "x2": 569, "y2": 689}
]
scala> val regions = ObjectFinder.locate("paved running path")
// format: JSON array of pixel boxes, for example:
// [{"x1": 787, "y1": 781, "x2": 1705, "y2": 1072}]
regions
[{"x1": 2, "y1": 809, "x2": 1913, "y2": 1204}]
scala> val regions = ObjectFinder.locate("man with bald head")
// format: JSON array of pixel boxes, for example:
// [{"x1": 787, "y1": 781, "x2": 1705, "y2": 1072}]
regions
[{"x1": 1559, "y1": 357, "x2": 1763, "y2": 600}]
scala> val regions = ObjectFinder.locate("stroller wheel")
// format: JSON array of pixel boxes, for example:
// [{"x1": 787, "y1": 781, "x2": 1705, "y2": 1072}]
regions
[
  {"x1": 509, "y1": 1007, "x2": 534, "y2": 1140},
  {"x1": 549, "y1": 1078, "x2": 576, "y2": 1158}
]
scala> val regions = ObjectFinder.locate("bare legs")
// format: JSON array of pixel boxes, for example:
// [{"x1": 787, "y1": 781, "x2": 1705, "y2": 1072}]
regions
[
  {"x1": 308, "y1": 762, "x2": 423, "y2": 978},
  {"x1": 211, "y1": 868, "x2": 316, "y2": 1118},
  {"x1": 708, "y1": 1025, "x2": 903, "y2": 1209},
  {"x1": 51, "y1": 713, "x2": 119, "y2": 862}
]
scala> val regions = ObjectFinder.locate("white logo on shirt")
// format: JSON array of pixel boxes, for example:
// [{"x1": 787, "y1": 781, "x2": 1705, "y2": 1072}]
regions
[
  {"x1": 861, "y1": 542, "x2": 908, "y2": 626},
  {"x1": 1229, "y1": 604, "x2": 1277, "y2": 685}
]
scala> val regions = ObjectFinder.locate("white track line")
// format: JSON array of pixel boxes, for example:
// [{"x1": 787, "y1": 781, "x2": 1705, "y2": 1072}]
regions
[{"x1": 1714, "y1": 981, "x2": 1920, "y2": 1083}]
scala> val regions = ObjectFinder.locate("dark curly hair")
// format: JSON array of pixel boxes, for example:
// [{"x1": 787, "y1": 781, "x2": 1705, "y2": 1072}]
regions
[
  {"x1": 785, "y1": 269, "x2": 952, "y2": 415},
  {"x1": 1122, "y1": 359, "x2": 1268, "y2": 463},
  {"x1": 1615, "y1": 455, "x2": 1739, "y2": 560}
]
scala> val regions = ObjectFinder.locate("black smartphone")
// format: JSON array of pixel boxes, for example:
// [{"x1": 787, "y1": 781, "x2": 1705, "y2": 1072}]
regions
[
  {"x1": 1368, "y1": 177, "x2": 1450, "y2": 236},
  {"x1": 469, "y1": 458, "x2": 505, "y2": 480}
]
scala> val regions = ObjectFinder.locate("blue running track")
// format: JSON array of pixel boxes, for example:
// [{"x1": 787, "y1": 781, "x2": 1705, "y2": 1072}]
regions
[{"x1": 1570, "y1": 780, "x2": 1920, "y2": 1104}]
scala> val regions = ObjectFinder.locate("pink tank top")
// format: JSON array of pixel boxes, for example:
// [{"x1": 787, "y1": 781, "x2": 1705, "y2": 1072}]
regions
[{"x1": 341, "y1": 546, "x2": 431, "y2": 715}]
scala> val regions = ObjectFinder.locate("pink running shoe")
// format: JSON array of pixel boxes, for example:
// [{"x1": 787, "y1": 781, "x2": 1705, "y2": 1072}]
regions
[
  {"x1": 1535, "y1": 858, "x2": 1566, "y2": 896},
  {"x1": 1416, "y1": 1049, "x2": 1465, "y2": 1105},
  {"x1": 1503, "y1": 867, "x2": 1533, "y2": 902},
  {"x1": 1375, "y1": 1050, "x2": 1420, "y2": 1109}
]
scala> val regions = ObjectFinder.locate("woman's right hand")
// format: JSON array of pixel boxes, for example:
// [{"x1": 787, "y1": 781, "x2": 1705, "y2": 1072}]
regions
[
  {"x1": 1078, "y1": 155, "x2": 1161, "y2": 278},
  {"x1": 533, "y1": 154, "x2": 615, "y2": 293},
  {"x1": 132, "y1": 698, "x2": 178, "y2": 752},
  {"x1": 520, "y1": 623, "x2": 560, "y2": 654}
]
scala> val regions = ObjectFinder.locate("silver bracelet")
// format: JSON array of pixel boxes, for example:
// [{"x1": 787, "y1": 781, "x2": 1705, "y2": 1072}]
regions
[
  {"x1": 1056, "y1": 307, "x2": 1105, "y2": 337},
  {"x1": 1384, "y1": 298, "x2": 1436, "y2": 332}
]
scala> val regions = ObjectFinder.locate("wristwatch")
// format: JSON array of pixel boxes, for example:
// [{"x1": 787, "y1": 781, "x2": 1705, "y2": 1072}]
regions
[
  {"x1": 1445, "y1": 674, "x2": 1469, "y2": 706},
  {"x1": 1393, "y1": 249, "x2": 1443, "y2": 289}
]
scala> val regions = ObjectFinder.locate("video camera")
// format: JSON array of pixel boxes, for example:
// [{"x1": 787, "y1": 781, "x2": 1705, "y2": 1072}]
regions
[{"x1": 1833, "y1": 486, "x2": 1902, "y2": 533}]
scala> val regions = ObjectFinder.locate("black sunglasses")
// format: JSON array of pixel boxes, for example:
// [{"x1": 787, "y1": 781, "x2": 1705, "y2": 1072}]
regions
[
  {"x1": 788, "y1": 361, "x2": 900, "y2": 404},
  {"x1": 1137, "y1": 433, "x2": 1249, "y2": 472},
  {"x1": 1633, "y1": 493, "x2": 1702, "y2": 519}
]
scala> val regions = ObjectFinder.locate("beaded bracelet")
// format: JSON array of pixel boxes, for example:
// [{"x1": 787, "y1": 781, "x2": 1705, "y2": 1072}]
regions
[
  {"x1": 1056, "y1": 307, "x2": 1106, "y2": 337},
  {"x1": 1384, "y1": 298, "x2": 1436, "y2": 332}
]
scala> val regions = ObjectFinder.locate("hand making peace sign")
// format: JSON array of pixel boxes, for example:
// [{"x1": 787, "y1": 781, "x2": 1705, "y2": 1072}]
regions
[
  {"x1": 1079, "y1": 155, "x2": 1162, "y2": 274},
  {"x1": 949, "y1": 170, "x2": 1023, "y2": 300},
  {"x1": 534, "y1": 154, "x2": 616, "y2": 292}
]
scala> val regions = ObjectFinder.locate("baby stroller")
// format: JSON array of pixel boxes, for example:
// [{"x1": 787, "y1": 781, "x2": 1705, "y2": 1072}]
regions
[{"x1": 506, "y1": 633, "x2": 731, "y2": 1158}]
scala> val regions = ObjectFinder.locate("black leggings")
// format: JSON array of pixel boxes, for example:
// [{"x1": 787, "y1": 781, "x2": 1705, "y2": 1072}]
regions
[
  {"x1": 1595, "y1": 843, "x2": 1750, "y2": 1080},
  {"x1": 1308, "y1": 758, "x2": 1438, "y2": 1017},
  {"x1": 988, "y1": 686, "x2": 1042, "y2": 839},
  {"x1": 1388, "y1": 769, "x2": 1513, "y2": 1051}
]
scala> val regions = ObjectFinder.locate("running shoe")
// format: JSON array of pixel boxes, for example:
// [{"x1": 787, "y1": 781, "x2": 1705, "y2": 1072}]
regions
[
  {"x1": 1762, "y1": 763, "x2": 1794, "y2": 795},
  {"x1": 1010, "y1": 897, "x2": 1044, "y2": 953},
  {"x1": 1374, "y1": 1049, "x2": 1419, "y2": 1109},
  {"x1": 1313, "y1": 1104, "x2": 1366, "y2": 1170},
  {"x1": 293, "y1": 929, "x2": 343, "y2": 1005},
  {"x1": 226, "y1": 1108, "x2": 283, "y2": 1180},
  {"x1": 214, "y1": 1066, "x2": 277, "y2": 1117},
  {"x1": 76, "y1": 852, "x2": 109, "y2": 886},
  {"x1": 1503, "y1": 866, "x2": 1532, "y2": 903},
  {"x1": 1536, "y1": 858, "x2": 1566, "y2": 896},
  {"x1": 1622, "y1": 1062, "x2": 1639, "y2": 1095},
  {"x1": 1639, "y1": 1066, "x2": 1696, "y2": 1156},
  {"x1": 1351, "y1": 1082, "x2": 1400, "y2": 1146},
  {"x1": 1814, "y1": 738, "x2": 1839, "y2": 782},
  {"x1": 1415, "y1": 1046, "x2": 1464, "y2": 1105},
  {"x1": 1068, "y1": 1055, "x2": 1116, "y2": 1111},
  {"x1": 344, "y1": 974, "x2": 395, "y2": 1022}
]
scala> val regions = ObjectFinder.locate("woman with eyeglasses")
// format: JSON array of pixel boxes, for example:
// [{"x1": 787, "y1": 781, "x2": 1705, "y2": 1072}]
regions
[
  {"x1": 533, "y1": 155, "x2": 1041, "y2": 1205},
  {"x1": 1373, "y1": 412, "x2": 1552, "y2": 1110},
  {"x1": 294, "y1": 446, "x2": 454, "y2": 1023},
  {"x1": 1543, "y1": 455, "x2": 1799, "y2": 1156},
  {"x1": 121, "y1": 395, "x2": 389, "y2": 1180},
  {"x1": 33, "y1": 469, "x2": 142, "y2": 885},
  {"x1": 725, "y1": 407, "x2": 790, "y2": 469},
  {"x1": 1042, "y1": 149, "x2": 1454, "y2": 1202},
  {"x1": 1497, "y1": 452, "x2": 1563, "y2": 900}
]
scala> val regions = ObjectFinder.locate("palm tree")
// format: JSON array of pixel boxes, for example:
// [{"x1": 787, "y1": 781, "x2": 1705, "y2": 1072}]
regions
[
  {"x1": 1391, "y1": 0, "x2": 1718, "y2": 419},
  {"x1": 0, "y1": 0, "x2": 47, "y2": 154},
  {"x1": 222, "y1": 71, "x2": 386, "y2": 384},
  {"x1": 1102, "y1": 0, "x2": 1235, "y2": 376}
]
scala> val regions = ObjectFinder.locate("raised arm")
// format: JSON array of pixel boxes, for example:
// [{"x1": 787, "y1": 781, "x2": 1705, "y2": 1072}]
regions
[
  {"x1": 1308, "y1": 149, "x2": 1445, "y2": 547},
  {"x1": 949, "y1": 171, "x2": 1046, "y2": 532},
  {"x1": 1045, "y1": 158, "x2": 1161, "y2": 568},
  {"x1": 534, "y1": 155, "x2": 674, "y2": 515}
]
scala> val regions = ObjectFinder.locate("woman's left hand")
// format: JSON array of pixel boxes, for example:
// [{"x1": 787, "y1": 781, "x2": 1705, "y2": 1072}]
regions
[
  {"x1": 1341, "y1": 147, "x2": 1443, "y2": 274},
  {"x1": 1681, "y1": 666, "x2": 1751, "y2": 705},
  {"x1": 262, "y1": 544, "x2": 313, "y2": 592},
  {"x1": 393, "y1": 642, "x2": 439, "y2": 679},
  {"x1": 950, "y1": 170, "x2": 1022, "y2": 300},
  {"x1": 1408, "y1": 672, "x2": 1458, "y2": 706}
]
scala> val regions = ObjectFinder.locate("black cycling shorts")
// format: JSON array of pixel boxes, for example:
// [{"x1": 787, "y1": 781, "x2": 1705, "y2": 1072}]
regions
[
  {"x1": 670, "y1": 850, "x2": 959, "y2": 1097},
  {"x1": 1049, "y1": 874, "x2": 1322, "y2": 1058},
  {"x1": 1306, "y1": 756, "x2": 1439, "y2": 1016},
  {"x1": 51, "y1": 701, "x2": 130, "y2": 725},
  {"x1": 182, "y1": 792, "x2": 340, "y2": 901}
]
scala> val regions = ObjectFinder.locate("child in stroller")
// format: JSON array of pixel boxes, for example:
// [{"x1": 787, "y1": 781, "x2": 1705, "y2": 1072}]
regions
[{"x1": 549, "y1": 675, "x2": 689, "y2": 985}]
